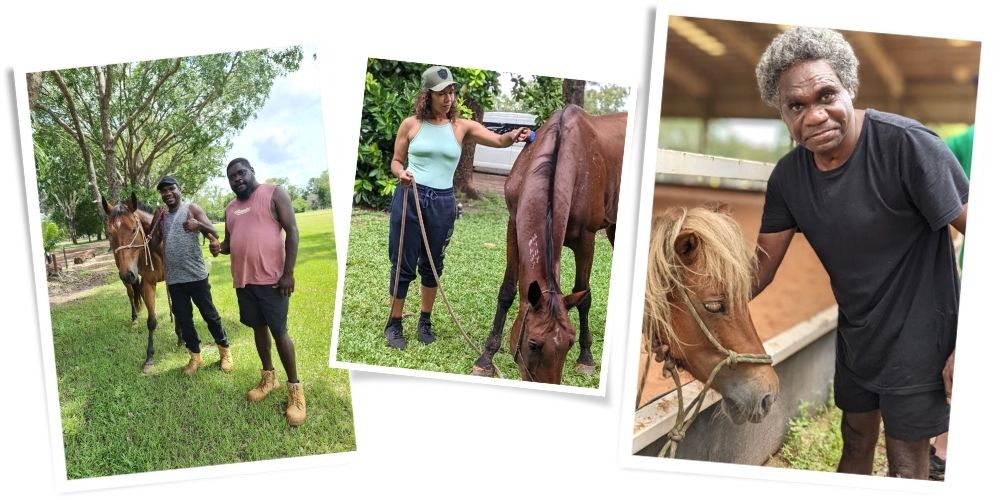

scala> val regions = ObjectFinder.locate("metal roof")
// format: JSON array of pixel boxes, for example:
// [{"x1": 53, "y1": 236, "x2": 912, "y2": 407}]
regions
[{"x1": 660, "y1": 17, "x2": 981, "y2": 123}]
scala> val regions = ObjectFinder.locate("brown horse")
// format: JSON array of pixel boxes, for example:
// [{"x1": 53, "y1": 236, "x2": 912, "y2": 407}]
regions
[
  {"x1": 643, "y1": 207, "x2": 778, "y2": 424},
  {"x1": 472, "y1": 105, "x2": 626, "y2": 384},
  {"x1": 101, "y1": 192, "x2": 179, "y2": 373}
]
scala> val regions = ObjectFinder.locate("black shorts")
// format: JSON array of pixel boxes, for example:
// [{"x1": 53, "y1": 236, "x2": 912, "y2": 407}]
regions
[
  {"x1": 834, "y1": 366, "x2": 950, "y2": 441},
  {"x1": 236, "y1": 284, "x2": 289, "y2": 338}
]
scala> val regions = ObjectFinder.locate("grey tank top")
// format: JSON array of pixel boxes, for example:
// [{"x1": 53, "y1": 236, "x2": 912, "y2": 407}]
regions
[{"x1": 163, "y1": 203, "x2": 208, "y2": 285}]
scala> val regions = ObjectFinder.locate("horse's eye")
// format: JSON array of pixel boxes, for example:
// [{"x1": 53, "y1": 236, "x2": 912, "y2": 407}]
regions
[
  {"x1": 704, "y1": 301, "x2": 726, "y2": 314},
  {"x1": 528, "y1": 339, "x2": 544, "y2": 352}
]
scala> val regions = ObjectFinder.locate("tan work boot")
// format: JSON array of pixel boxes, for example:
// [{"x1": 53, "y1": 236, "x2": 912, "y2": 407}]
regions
[
  {"x1": 218, "y1": 346, "x2": 233, "y2": 373},
  {"x1": 286, "y1": 382, "x2": 306, "y2": 427},
  {"x1": 247, "y1": 369, "x2": 280, "y2": 401},
  {"x1": 183, "y1": 352, "x2": 202, "y2": 376}
]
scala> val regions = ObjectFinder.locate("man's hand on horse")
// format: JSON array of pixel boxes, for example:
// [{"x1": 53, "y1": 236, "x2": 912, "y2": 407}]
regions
[
  {"x1": 943, "y1": 351, "x2": 955, "y2": 403},
  {"x1": 275, "y1": 273, "x2": 295, "y2": 297}
]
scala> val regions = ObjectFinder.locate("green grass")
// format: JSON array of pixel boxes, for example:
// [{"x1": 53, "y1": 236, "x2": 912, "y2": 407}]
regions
[
  {"x1": 52, "y1": 209, "x2": 355, "y2": 479},
  {"x1": 336, "y1": 194, "x2": 613, "y2": 388},
  {"x1": 774, "y1": 392, "x2": 887, "y2": 473}
]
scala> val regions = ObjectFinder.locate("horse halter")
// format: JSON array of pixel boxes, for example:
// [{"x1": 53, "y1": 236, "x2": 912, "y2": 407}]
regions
[
  {"x1": 511, "y1": 288, "x2": 559, "y2": 384},
  {"x1": 112, "y1": 213, "x2": 155, "y2": 272},
  {"x1": 640, "y1": 266, "x2": 773, "y2": 459}
]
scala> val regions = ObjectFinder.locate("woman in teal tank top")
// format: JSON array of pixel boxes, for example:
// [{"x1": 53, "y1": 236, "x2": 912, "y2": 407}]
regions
[{"x1": 383, "y1": 65, "x2": 533, "y2": 350}]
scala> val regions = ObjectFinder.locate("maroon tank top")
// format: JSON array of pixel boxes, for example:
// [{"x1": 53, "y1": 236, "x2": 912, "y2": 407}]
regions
[{"x1": 225, "y1": 184, "x2": 284, "y2": 288}]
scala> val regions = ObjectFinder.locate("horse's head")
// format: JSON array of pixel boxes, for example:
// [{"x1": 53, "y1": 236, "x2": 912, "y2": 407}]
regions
[
  {"x1": 644, "y1": 207, "x2": 778, "y2": 424},
  {"x1": 510, "y1": 281, "x2": 588, "y2": 384},
  {"x1": 101, "y1": 192, "x2": 151, "y2": 285}
]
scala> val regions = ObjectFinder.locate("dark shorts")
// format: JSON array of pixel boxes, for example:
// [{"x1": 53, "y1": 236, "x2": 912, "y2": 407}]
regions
[
  {"x1": 387, "y1": 184, "x2": 457, "y2": 299},
  {"x1": 834, "y1": 366, "x2": 950, "y2": 441},
  {"x1": 236, "y1": 284, "x2": 289, "y2": 338}
]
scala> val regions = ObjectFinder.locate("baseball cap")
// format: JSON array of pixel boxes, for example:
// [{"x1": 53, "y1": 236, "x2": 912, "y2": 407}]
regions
[
  {"x1": 156, "y1": 175, "x2": 179, "y2": 190},
  {"x1": 421, "y1": 66, "x2": 457, "y2": 92}
]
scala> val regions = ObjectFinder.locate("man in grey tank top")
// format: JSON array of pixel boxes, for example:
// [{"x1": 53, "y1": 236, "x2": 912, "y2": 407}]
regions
[{"x1": 151, "y1": 176, "x2": 233, "y2": 375}]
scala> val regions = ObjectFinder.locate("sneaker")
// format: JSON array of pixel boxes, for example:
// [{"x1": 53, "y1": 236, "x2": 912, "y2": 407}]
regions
[
  {"x1": 417, "y1": 316, "x2": 436, "y2": 344},
  {"x1": 384, "y1": 320, "x2": 406, "y2": 349},
  {"x1": 929, "y1": 446, "x2": 946, "y2": 481}
]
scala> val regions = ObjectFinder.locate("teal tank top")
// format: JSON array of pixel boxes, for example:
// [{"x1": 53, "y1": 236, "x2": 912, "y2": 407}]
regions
[{"x1": 407, "y1": 121, "x2": 462, "y2": 189}]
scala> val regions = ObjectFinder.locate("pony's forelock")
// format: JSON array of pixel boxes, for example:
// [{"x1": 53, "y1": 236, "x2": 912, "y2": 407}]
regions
[{"x1": 642, "y1": 207, "x2": 756, "y2": 356}]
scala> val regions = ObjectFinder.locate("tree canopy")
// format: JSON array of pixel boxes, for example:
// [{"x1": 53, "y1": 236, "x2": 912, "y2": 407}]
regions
[{"x1": 30, "y1": 47, "x2": 303, "y2": 218}]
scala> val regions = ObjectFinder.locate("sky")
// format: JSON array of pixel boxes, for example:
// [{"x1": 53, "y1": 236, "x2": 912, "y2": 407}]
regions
[{"x1": 209, "y1": 45, "x2": 327, "y2": 193}]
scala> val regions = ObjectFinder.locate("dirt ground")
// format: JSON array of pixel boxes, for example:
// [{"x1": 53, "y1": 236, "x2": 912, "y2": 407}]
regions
[
  {"x1": 636, "y1": 184, "x2": 836, "y2": 405},
  {"x1": 46, "y1": 239, "x2": 117, "y2": 304}
]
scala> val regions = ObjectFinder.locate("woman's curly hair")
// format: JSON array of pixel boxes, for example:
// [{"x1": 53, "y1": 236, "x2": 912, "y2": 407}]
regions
[
  {"x1": 414, "y1": 88, "x2": 458, "y2": 122},
  {"x1": 755, "y1": 26, "x2": 860, "y2": 108}
]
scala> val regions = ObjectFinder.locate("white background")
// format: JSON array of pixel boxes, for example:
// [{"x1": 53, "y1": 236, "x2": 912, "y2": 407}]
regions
[{"x1": 2, "y1": 0, "x2": 997, "y2": 498}]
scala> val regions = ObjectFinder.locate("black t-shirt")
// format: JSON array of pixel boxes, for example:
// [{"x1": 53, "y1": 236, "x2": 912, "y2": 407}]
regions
[{"x1": 761, "y1": 109, "x2": 968, "y2": 394}]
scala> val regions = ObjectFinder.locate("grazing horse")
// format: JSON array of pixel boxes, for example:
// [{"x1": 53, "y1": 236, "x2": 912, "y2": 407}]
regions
[
  {"x1": 472, "y1": 105, "x2": 626, "y2": 384},
  {"x1": 101, "y1": 192, "x2": 179, "y2": 373},
  {"x1": 643, "y1": 207, "x2": 778, "y2": 424}
]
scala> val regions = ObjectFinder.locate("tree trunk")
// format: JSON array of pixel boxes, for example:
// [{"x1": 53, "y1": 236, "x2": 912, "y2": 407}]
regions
[
  {"x1": 50, "y1": 71, "x2": 105, "y2": 216},
  {"x1": 563, "y1": 79, "x2": 586, "y2": 108},
  {"x1": 453, "y1": 100, "x2": 483, "y2": 200},
  {"x1": 96, "y1": 66, "x2": 121, "y2": 202},
  {"x1": 26, "y1": 73, "x2": 42, "y2": 109}
]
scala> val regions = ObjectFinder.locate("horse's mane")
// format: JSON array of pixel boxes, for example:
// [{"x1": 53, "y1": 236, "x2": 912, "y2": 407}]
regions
[
  {"x1": 106, "y1": 200, "x2": 155, "y2": 228},
  {"x1": 520, "y1": 106, "x2": 569, "y2": 315},
  {"x1": 643, "y1": 207, "x2": 756, "y2": 353}
]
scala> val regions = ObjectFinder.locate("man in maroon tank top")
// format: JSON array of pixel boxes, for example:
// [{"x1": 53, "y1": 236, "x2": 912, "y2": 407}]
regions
[{"x1": 220, "y1": 158, "x2": 305, "y2": 427}]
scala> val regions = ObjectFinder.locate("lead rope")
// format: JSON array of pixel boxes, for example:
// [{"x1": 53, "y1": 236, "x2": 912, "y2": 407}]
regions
[{"x1": 390, "y1": 181, "x2": 505, "y2": 379}]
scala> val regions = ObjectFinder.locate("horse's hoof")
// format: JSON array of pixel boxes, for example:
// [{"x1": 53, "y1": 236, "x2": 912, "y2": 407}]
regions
[
  {"x1": 141, "y1": 362, "x2": 154, "y2": 374},
  {"x1": 471, "y1": 365, "x2": 494, "y2": 377},
  {"x1": 131, "y1": 321, "x2": 139, "y2": 329},
  {"x1": 574, "y1": 363, "x2": 595, "y2": 375}
]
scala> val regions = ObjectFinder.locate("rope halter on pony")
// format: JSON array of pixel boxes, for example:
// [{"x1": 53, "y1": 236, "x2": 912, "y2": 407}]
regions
[
  {"x1": 113, "y1": 212, "x2": 155, "y2": 272},
  {"x1": 637, "y1": 207, "x2": 773, "y2": 459}
]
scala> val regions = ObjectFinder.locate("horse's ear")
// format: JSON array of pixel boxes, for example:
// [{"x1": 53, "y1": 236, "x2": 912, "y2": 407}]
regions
[
  {"x1": 100, "y1": 195, "x2": 113, "y2": 217},
  {"x1": 705, "y1": 202, "x2": 732, "y2": 215},
  {"x1": 563, "y1": 289, "x2": 590, "y2": 310},
  {"x1": 527, "y1": 281, "x2": 543, "y2": 311},
  {"x1": 127, "y1": 192, "x2": 138, "y2": 213},
  {"x1": 674, "y1": 230, "x2": 700, "y2": 266}
]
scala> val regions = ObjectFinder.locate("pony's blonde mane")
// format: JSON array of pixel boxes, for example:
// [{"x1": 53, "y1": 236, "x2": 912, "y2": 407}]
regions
[{"x1": 643, "y1": 207, "x2": 756, "y2": 356}]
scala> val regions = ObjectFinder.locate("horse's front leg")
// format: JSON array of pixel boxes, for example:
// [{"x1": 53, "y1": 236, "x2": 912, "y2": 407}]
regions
[
  {"x1": 570, "y1": 233, "x2": 597, "y2": 375},
  {"x1": 125, "y1": 280, "x2": 140, "y2": 328},
  {"x1": 140, "y1": 280, "x2": 158, "y2": 373},
  {"x1": 472, "y1": 222, "x2": 518, "y2": 377}
]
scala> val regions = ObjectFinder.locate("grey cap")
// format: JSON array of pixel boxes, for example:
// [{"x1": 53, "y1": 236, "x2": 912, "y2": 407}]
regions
[
  {"x1": 421, "y1": 66, "x2": 457, "y2": 91},
  {"x1": 156, "y1": 175, "x2": 179, "y2": 190}
]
